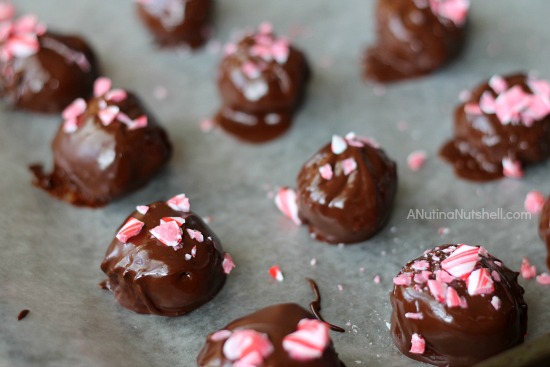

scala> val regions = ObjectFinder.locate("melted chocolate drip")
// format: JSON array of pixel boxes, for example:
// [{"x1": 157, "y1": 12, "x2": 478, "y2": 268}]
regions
[
  {"x1": 101, "y1": 201, "x2": 227, "y2": 317},
  {"x1": 307, "y1": 278, "x2": 345, "y2": 333},
  {"x1": 296, "y1": 139, "x2": 397, "y2": 244},
  {"x1": 0, "y1": 32, "x2": 99, "y2": 113},
  {"x1": 440, "y1": 74, "x2": 550, "y2": 181},
  {"x1": 197, "y1": 303, "x2": 346, "y2": 367},
  {"x1": 30, "y1": 92, "x2": 171, "y2": 207},
  {"x1": 364, "y1": 0, "x2": 467, "y2": 83},
  {"x1": 137, "y1": 0, "x2": 212, "y2": 48},
  {"x1": 216, "y1": 32, "x2": 310, "y2": 143},
  {"x1": 539, "y1": 198, "x2": 550, "y2": 270},
  {"x1": 391, "y1": 244, "x2": 528, "y2": 367}
]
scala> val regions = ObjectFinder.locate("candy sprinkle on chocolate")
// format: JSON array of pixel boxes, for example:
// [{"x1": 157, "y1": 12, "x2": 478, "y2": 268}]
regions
[
  {"x1": 269, "y1": 265, "x2": 284, "y2": 282},
  {"x1": 116, "y1": 218, "x2": 144, "y2": 243}
]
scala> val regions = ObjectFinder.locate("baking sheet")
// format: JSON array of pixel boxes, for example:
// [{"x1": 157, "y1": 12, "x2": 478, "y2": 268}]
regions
[{"x1": 1, "y1": 0, "x2": 550, "y2": 366}]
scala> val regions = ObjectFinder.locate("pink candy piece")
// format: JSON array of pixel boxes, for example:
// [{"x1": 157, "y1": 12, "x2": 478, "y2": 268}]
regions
[
  {"x1": 258, "y1": 22, "x2": 273, "y2": 35},
  {"x1": 319, "y1": 164, "x2": 333, "y2": 180},
  {"x1": 441, "y1": 244, "x2": 479, "y2": 278},
  {"x1": 430, "y1": 0, "x2": 470, "y2": 26},
  {"x1": 241, "y1": 61, "x2": 261, "y2": 79},
  {"x1": 467, "y1": 268, "x2": 495, "y2": 296},
  {"x1": 282, "y1": 319, "x2": 330, "y2": 361},
  {"x1": 524, "y1": 191, "x2": 546, "y2": 214},
  {"x1": 136, "y1": 205, "x2": 149, "y2": 215},
  {"x1": 223, "y1": 253, "x2": 235, "y2": 275},
  {"x1": 94, "y1": 77, "x2": 112, "y2": 97},
  {"x1": 223, "y1": 329, "x2": 274, "y2": 366},
  {"x1": 502, "y1": 158, "x2": 523, "y2": 178},
  {"x1": 536, "y1": 273, "x2": 550, "y2": 285},
  {"x1": 0, "y1": 3, "x2": 15, "y2": 21},
  {"x1": 116, "y1": 218, "x2": 144, "y2": 243},
  {"x1": 274, "y1": 187, "x2": 301, "y2": 225},
  {"x1": 98, "y1": 105, "x2": 120, "y2": 126},
  {"x1": 345, "y1": 132, "x2": 380, "y2": 148},
  {"x1": 167, "y1": 193, "x2": 191, "y2": 212},
  {"x1": 411, "y1": 260, "x2": 429, "y2": 271},
  {"x1": 160, "y1": 217, "x2": 185, "y2": 226},
  {"x1": 491, "y1": 296, "x2": 501, "y2": 310},
  {"x1": 341, "y1": 158, "x2": 357, "y2": 175},
  {"x1": 407, "y1": 151, "x2": 427, "y2": 172},
  {"x1": 62, "y1": 98, "x2": 87, "y2": 120},
  {"x1": 331, "y1": 135, "x2": 347, "y2": 154},
  {"x1": 210, "y1": 329, "x2": 232, "y2": 342},
  {"x1": 428, "y1": 279, "x2": 448, "y2": 303},
  {"x1": 520, "y1": 258, "x2": 537, "y2": 280},
  {"x1": 117, "y1": 113, "x2": 148, "y2": 130},
  {"x1": 149, "y1": 221, "x2": 182, "y2": 248},
  {"x1": 409, "y1": 333, "x2": 426, "y2": 355},
  {"x1": 393, "y1": 273, "x2": 412, "y2": 286},
  {"x1": 269, "y1": 265, "x2": 284, "y2": 282},
  {"x1": 446, "y1": 286, "x2": 466, "y2": 308},
  {"x1": 186, "y1": 228, "x2": 204, "y2": 242},
  {"x1": 373, "y1": 274, "x2": 381, "y2": 284},
  {"x1": 495, "y1": 86, "x2": 531, "y2": 125},
  {"x1": 405, "y1": 312, "x2": 424, "y2": 320},
  {"x1": 479, "y1": 92, "x2": 496, "y2": 114},
  {"x1": 435, "y1": 269, "x2": 455, "y2": 284},
  {"x1": 464, "y1": 102, "x2": 482, "y2": 115},
  {"x1": 200, "y1": 118, "x2": 215, "y2": 133},
  {"x1": 489, "y1": 75, "x2": 508, "y2": 94},
  {"x1": 105, "y1": 88, "x2": 127, "y2": 103}
]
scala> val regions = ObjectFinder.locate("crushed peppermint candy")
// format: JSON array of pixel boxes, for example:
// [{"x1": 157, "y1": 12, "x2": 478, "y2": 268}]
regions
[
  {"x1": 467, "y1": 268, "x2": 495, "y2": 296},
  {"x1": 524, "y1": 191, "x2": 546, "y2": 214},
  {"x1": 319, "y1": 164, "x2": 333, "y2": 180},
  {"x1": 136, "y1": 205, "x2": 149, "y2": 215},
  {"x1": 393, "y1": 273, "x2": 412, "y2": 286},
  {"x1": 331, "y1": 135, "x2": 347, "y2": 154},
  {"x1": 441, "y1": 244, "x2": 479, "y2": 278},
  {"x1": 373, "y1": 275, "x2": 381, "y2": 284},
  {"x1": 223, "y1": 253, "x2": 235, "y2": 274},
  {"x1": 491, "y1": 296, "x2": 501, "y2": 310},
  {"x1": 341, "y1": 158, "x2": 357, "y2": 175},
  {"x1": 116, "y1": 218, "x2": 144, "y2": 243},
  {"x1": 223, "y1": 329, "x2": 274, "y2": 366},
  {"x1": 345, "y1": 132, "x2": 380, "y2": 148},
  {"x1": 409, "y1": 333, "x2": 426, "y2": 354},
  {"x1": 150, "y1": 221, "x2": 183, "y2": 248},
  {"x1": 62, "y1": 98, "x2": 87, "y2": 133},
  {"x1": 536, "y1": 273, "x2": 550, "y2": 285},
  {"x1": 502, "y1": 158, "x2": 523, "y2": 178},
  {"x1": 429, "y1": 0, "x2": 470, "y2": 26},
  {"x1": 160, "y1": 217, "x2": 185, "y2": 226},
  {"x1": 249, "y1": 22, "x2": 290, "y2": 64},
  {"x1": 186, "y1": 228, "x2": 204, "y2": 242},
  {"x1": 0, "y1": 14, "x2": 46, "y2": 62},
  {"x1": 167, "y1": 193, "x2": 190, "y2": 212},
  {"x1": 407, "y1": 150, "x2": 427, "y2": 172},
  {"x1": 210, "y1": 329, "x2": 232, "y2": 342},
  {"x1": 446, "y1": 286, "x2": 467, "y2": 308},
  {"x1": 411, "y1": 260, "x2": 430, "y2": 271},
  {"x1": 405, "y1": 312, "x2": 424, "y2": 320},
  {"x1": 428, "y1": 279, "x2": 448, "y2": 303},
  {"x1": 520, "y1": 258, "x2": 537, "y2": 280},
  {"x1": 269, "y1": 265, "x2": 284, "y2": 282},
  {"x1": 282, "y1": 319, "x2": 330, "y2": 361},
  {"x1": 274, "y1": 187, "x2": 301, "y2": 225}
]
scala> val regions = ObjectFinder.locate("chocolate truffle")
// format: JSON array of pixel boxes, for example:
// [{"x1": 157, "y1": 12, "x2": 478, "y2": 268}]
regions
[
  {"x1": 197, "y1": 303, "x2": 345, "y2": 366},
  {"x1": 215, "y1": 23, "x2": 310, "y2": 143},
  {"x1": 101, "y1": 194, "x2": 234, "y2": 316},
  {"x1": 275, "y1": 133, "x2": 397, "y2": 244},
  {"x1": 136, "y1": 0, "x2": 212, "y2": 48},
  {"x1": 0, "y1": 8, "x2": 99, "y2": 113},
  {"x1": 440, "y1": 73, "x2": 550, "y2": 181},
  {"x1": 30, "y1": 77, "x2": 171, "y2": 207},
  {"x1": 539, "y1": 197, "x2": 550, "y2": 270},
  {"x1": 364, "y1": 0, "x2": 469, "y2": 83},
  {"x1": 391, "y1": 244, "x2": 528, "y2": 367}
]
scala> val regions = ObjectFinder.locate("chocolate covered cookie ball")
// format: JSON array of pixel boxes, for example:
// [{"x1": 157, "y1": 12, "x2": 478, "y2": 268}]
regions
[
  {"x1": 364, "y1": 0, "x2": 469, "y2": 83},
  {"x1": 540, "y1": 197, "x2": 550, "y2": 270},
  {"x1": 215, "y1": 23, "x2": 310, "y2": 143},
  {"x1": 101, "y1": 194, "x2": 234, "y2": 316},
  {"x1": 136, "y1": 0, "x2": 212, "y2": 48},
  {"x1": 275, "y1": 133, "x2": 397, "y2": 244},
  {"x1": 197, "y1": 303, "x2": 344, "y2": 367},
  {"x1": 30, "y1": 77, "x2": 171, "y2": 207},
  {"x1": 440, "y1": 73, "x2": 550, "y2": 181},
  {"x1": 391, "y1": 244, "x2": 527, "y2": 366},
  {"x1": 0, "y1": 7, "x2": 99, "y2": 112}
]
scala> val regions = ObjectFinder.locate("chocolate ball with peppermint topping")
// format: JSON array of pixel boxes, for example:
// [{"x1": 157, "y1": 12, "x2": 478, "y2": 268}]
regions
[
  {"x1": 440, "y1": 73, "x2": 550, "y2": 181},
  {"x1": 197, "y1": 303, "x2": 344, "y2": 366},
  {"x1": 391, "y1": 244, "x2": 527, "y2": 367},
  {"x1": 275, "y1": 132, "x2": 397, "y2": 244},
  {"x1": 101, "y1": 194, "x2": 234, "y2": 316},
  {"x1": 0, "y1": 7, "x2": 99, "y2": 113},
  {"x1": 30, "y1": 77, "x2": 171, "y2": 207},
  {"x1": 215, "y1": 22, "x2": 310, "y2": 143},
  {"x1": 136, "y1": 0, "x2": 212, "y2": 48}
]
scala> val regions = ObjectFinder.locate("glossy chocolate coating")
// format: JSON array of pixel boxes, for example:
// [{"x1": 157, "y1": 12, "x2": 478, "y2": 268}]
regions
[
  {"x1": 197, "y1": 303, "x2": 345, "y2": 367},
  {"x1": 101, "y1": 201, "x2": 227, "y2": 316},
  {"x1": 137, "y1": 0, "x2": 212, "y2": 48},
  {"x1": 216, "y1": 30, "x2": 310, "y2": 143},
  {"x1": 0, "y1": 32, "x2": 99, "y2": 113},
  {"x1": 296, "y1": 139, "x2": 397, "y2": 244},
  {"x1": 391, "y1": 245, "x2": 528, "y2": 367},
  {"x1": 30, "y1": 92, "x2": 171, "y2": 207},
  {"x1": 364, "y1": 0, "x2": 467, "y2": 83},
  {"x1": 440, "y1": 74, "x2": 550, "y2": 181},
  {"x1": 539, "y1": 198, "x2": 550, "y2": 270}
]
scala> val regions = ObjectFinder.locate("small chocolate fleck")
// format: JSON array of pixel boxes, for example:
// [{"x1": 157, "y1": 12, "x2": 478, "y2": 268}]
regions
[{"x1": 17, "y1": 309, "x2": 30, "y2": 321}]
